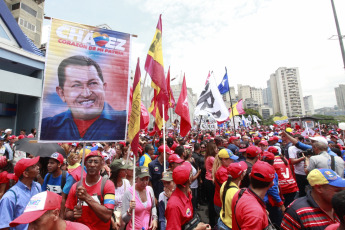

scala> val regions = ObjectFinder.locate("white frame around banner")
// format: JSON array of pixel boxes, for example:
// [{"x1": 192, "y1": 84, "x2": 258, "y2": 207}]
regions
[{"x1": 37, "y1": 18, "x2": 132, "y2": 143}]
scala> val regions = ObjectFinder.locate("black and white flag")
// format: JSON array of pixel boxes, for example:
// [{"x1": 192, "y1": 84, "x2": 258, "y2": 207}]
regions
[{"x1": 194, "y1": 77, "x2": 229, "y2": 121}]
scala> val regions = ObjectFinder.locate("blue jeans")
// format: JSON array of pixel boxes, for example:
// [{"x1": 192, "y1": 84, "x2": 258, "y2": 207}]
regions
[{"x1": 217, "y1": 218, "x2": 232, "y2": 230}]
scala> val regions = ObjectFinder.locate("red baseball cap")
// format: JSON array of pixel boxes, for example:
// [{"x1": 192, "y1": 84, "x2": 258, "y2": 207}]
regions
[
  {"x1": 250, "y1": 161, "x2": 275, "y2": 182},
  {"x1": 227, "y1": 162, "x2": 248, "y2": 179},
  {"x1": 259, "y1": 140, "x2": 268, "y2": 146},
  {"x1": 50, "y1": 152, "x2": 64, "y2": 164},
  {"x1": 8, "y1": 135, "x2": 16, "y2": 140},
  {"x1": 158, "y1": 145, "x2": 172, "y2": 154},
  {"x1": 253, "y1": 136, "x2": 260, "y2": 141},
  {"x1": 168, "y1": 154, "x2": 184, "y2": 164},
  {"x1": 173, "y1": 162, "x2": 192, "y2": 186},
  {"x1": 262, "y1": 151, "x2": 275, "y2": 161},
  {"x1": 229, "y1": 136, "x2": 240, "y2": 142},
  {"x1": 268, "y1": 136, "x2": 279, "y2": 141},
  {"x1": 10, "y1": 191, "x2": 62, "y2": 227},
  {"x1": 246, "y1": 146, "x2": 260, "y2": 158},
  {"x1": 85, "y1": 150, "x2": 104, "y2": 161},
  {"x1": 171, "y1": 143, "x2": 178, "y2": 151},
  {"x1": 267, "y1": 146, "x2": 278, "y2": 155},
  {"x1": 14, "y1": 157, "x2": 40, "y2": 178}
]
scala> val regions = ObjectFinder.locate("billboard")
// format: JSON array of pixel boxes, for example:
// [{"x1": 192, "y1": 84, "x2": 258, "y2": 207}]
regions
[{"x1": 38, "y1": 19, "x2": 131, "y2": 142}]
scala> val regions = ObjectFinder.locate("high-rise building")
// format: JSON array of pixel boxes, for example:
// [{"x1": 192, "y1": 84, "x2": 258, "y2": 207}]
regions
[
  {"x1": 266, "y1": 79, "x2": 273, "y2": 108},
  {"x1": 237, "y1": 84, "x2": 251, "y2": 101},
  {"x1": 270, "y1": 67, "x2": 305, "y2": 117},
  {"x1": 251, "y1": 87, "x2": 263, "y2": 106},
  {"x1": 303, "y1": 95, "x2": 314, "y2": 115},
  {"x1": 4, "y1": 0, "x2": 44, "y2": 47},
  {"x1": 335, "y1": 84, "x2": 345, "y2": 110}
]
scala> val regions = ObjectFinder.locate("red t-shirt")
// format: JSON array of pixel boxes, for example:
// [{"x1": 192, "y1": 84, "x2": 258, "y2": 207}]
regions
[
  {"x1": 214, "y1": 166, "x2": 228, "y2": 207},
  {"x1": 232, "y1": 188, "x2": 268, "y2": 230},
  {"x1": 166, "y1": 187, "x2": 193, "y2": 230},
  {"x1": 73, "y1": 116, "x2": 100, "y2": 138},
  {"x1": 273, "y1": 156, "x2": 299, "y2": 194},
  {"x1": 65, "y1": 177, "x2": 115, "y2": 230},
  {"x1": 65, "y1": 220, "x2": 90, "y2": 230}
]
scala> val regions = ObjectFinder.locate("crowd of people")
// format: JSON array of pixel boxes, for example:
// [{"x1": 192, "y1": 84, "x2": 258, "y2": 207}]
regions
[{"x1": 1, "y1": 124, "x2": 345, "y2": 230}]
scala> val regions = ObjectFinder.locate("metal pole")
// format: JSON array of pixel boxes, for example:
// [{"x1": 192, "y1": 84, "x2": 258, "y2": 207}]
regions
[
  {"x1": 163, "y1": 105, "x2": 166, "y2": 172},
  {"x1": 228, "y1": 86, "x2": 236, "y2": 135},
  {"x1": 132, "y1": 154, "x2": 136, "y2": 230},
  {"x1": 330, "y1": 0, "x2": 345, "y2": 68}
]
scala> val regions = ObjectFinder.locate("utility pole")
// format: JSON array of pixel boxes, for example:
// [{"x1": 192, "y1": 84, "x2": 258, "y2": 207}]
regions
[{"x1": 330, "y1": 0, "x2": 345, "y2": 68}]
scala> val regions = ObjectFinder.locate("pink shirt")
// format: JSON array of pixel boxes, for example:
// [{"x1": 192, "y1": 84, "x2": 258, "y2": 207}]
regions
[
  {"x1": 205, "y1": 156, "x2": 215, "y2": 181},
  {"x1": 126, "y1": 186, "x2": 153, "y2": 230}
]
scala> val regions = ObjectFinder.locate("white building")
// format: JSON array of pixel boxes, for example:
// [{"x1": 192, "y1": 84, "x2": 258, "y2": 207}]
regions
[
  {"x1": 335, "y1": 84, "x2": 345, "y2": 110},
  {"x1": 4, "y1": 0, "x2": 45, "y2": 47},
  {"x1": 251, "y1": 87, "x2": 263, "y2": 106},
  {"x1": 237, "y1": 84, "x2": 251, "y2": 101},
  {"x1": 270, "y1": 67, "x2": 305, "y2": 117},
  {"x1": 303, "y1": 95, "x2": 314, "y2": 115}
]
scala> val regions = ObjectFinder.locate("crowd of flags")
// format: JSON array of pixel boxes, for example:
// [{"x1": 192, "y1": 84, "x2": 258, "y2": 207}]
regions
[{"x1": 128, "y1": 15, "x2": 259, "y2": 155}]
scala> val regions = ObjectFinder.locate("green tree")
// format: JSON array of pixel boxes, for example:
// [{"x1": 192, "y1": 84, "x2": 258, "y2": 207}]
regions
[{"x1": 243, "y1": 109, "x2": 263, "y2": 120}]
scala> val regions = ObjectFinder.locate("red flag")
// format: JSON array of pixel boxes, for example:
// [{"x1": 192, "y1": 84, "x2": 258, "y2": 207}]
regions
[
  {"x1": 146, "y1": 15, "x2": 169, "y2": 130},
  {"x1": 175, "y1": 74, "x2": 191, "y2": 137},
  {"x1": 140, "y1": 102, "x2": 149, "y2": 130},
  {"x1": 166, "y1": 66, "x2": 175, "y2": 108},
  {"x1": 145, "y1": 14, "x2": 168, "y2": 104}
]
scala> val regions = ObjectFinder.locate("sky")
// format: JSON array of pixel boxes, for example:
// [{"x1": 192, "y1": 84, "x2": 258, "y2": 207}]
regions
[{"x1": 43, "y1": 0, "x2": 345, "y2": 110}]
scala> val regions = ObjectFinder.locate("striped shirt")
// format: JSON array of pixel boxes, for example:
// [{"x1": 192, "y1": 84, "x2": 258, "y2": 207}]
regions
[{"x1": 281, "y1": 191, "x2": 339, "y2": 230}]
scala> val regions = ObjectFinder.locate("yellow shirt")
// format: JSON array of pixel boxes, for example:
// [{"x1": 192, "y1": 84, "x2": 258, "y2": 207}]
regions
[{"x1": 219, "y1": 181, "x2": 239, "y2": 228}]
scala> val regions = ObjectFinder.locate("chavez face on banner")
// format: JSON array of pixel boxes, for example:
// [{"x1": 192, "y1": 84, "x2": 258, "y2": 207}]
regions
[{"x1": 38, "y1": 19, "x2": 131, "y2": 142}]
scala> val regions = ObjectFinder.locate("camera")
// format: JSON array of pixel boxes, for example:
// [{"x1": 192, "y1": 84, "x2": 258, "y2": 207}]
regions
[{"x1": 297, "y1": 149, "x2": 314, "y2": 158}]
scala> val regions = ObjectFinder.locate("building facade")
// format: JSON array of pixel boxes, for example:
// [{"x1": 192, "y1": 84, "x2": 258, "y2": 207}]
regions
[
  {"x1": 335, "y1": 84, "x2": 345, "y2": 110},
  {"x1": 4, "y1": 0, "x2": 44, "y2": 47},
  {"x1": 303, "y1": 95, "x2": 314, "y2": 115},
  {"x1": 270, "y1": 67, "x2": 305, "y2": 117},
  {"x1": 0, "y1": 0, "x2": 44, "y2": 134}
]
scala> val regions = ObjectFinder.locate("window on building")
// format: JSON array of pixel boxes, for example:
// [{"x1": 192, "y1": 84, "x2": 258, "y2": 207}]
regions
[
  {"x1": 19, "y1": 18, "x2": 36, "y2": 32},
  {"x1": 21, "y1": 3, "x2": 37, "y2": 17},
  {"x1": 12, "y1": 3, "x2": 20, "y2": 10}
]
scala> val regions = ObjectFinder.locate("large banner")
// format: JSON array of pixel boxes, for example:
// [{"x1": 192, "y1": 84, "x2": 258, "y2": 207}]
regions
[{"x1": 38, "y1": 19, "x2": 131, "y2": 142}]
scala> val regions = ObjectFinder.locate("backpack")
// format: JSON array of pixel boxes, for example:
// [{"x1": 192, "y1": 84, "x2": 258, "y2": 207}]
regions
[
  {"x1": 46, "y1": 170, "x2": 67, "y2": 191},
  {"x1": 76, "y1": 175, "x2": 109, "y2": 204}
]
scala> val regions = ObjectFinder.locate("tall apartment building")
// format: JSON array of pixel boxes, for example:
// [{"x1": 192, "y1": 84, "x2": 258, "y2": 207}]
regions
[
  {"x1": 270, "y1": 67, "x2": 305, "y2": 117},
  {"x1": 237, "y1": 84, "x2": 251, "y2": 101},
  {"x1": 251, "y1": 87, "x2": 263, "y2": 105},
  {"x1": 303, "y1": 95, "x2": 314, "y2": 115},
  {"x1": 4, "y1": 0, "x2": 44, "y2": 47},
  {"x1": 335, "y1": 84, "x2": 345, "y2": 110}
]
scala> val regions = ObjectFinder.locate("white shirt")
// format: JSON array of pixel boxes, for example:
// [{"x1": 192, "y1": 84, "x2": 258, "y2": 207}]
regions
[
  {"x1": 114, "y1": 179, "x2": 131, "y2": 209},
  {"x1": 288, "y1": 146, "x2": 306, "y2": 175}
]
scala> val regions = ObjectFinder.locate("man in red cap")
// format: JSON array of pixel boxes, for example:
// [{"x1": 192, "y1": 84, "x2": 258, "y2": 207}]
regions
[
  {"x1": 227, "y1": 136, "x2": 240, "y2": 155},
  {"x1": 168, "y1": 154, "x2": 184, "y2": 171},
  {"x1": 166, "y1": 162, "x2": 210, "y2": 230},
  {"x1": 0, "y1": 157, "x2": 41, "y2": 230},
  {"x1": 240, "y1": 146, "x2": 260, "y2": 188},
  {"x1": 9, "y1": 191, "x2": 89, "y2": 230},
  {"x1": 148, "y1": 145, "x2": 171, "y2": 199},
  {"x1": 42, "y1": 152, "x2": 68, "y2": 195},
  {"x1": 65, "y1": 150, "x2": 115, "y2": 230},
  {"x1": 232, "y1": 161, "x2": 276, "y2": 230}
]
